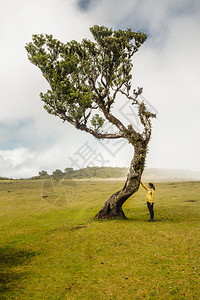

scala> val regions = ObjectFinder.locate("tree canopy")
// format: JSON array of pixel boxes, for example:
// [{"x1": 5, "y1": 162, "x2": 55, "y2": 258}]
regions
[{"x1": 25, "y1": 26, "x2": 154, "y2": 143}]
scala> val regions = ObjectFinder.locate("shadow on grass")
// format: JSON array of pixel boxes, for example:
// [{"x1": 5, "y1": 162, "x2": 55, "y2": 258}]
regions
[{"x1": 0, "y1": 246, "x2": 38, "y2": 297}]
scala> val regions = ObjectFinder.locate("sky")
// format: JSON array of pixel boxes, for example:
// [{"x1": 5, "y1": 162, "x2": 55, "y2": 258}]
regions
[{"x1": 0, "y1": 0, "x2": 200, "y2": 178}]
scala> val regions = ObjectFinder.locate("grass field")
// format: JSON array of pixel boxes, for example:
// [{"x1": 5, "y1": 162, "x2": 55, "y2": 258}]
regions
[{"x1": 0, "y1": 179, "x2": 199, "y2": 299}]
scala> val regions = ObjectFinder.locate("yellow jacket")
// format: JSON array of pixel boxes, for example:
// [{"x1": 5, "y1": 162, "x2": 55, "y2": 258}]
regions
[{"x1": 140, "y1": 181, "x2": 155, "y2": 203}]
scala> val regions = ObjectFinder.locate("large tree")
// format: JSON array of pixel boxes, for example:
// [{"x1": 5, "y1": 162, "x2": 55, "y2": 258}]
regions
[{"x1": 25, "y1": 25, "x2": 156, "y2": 219}]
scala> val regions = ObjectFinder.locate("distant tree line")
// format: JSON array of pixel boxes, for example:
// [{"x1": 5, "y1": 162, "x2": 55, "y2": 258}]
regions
[{"x1": 35, "y1": 167, "x2": 128, "y2": 180}]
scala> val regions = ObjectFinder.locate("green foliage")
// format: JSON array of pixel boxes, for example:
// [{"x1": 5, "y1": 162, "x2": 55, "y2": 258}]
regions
[
  {"x1": 91, "y1": 114, "x2": 105, "y2": 132},
  {"x1": 64, "y1": 167, "x2": 74, "y2": 178},
  {"x1": 38, "y1": 170, "x2": 48, "y2": 177},
  {"x1": 52, "y1": 169, "x2": 63, "y2": 177},
  {"x1": 25, "y1": 26, "x2": 147, "y2": 131}
]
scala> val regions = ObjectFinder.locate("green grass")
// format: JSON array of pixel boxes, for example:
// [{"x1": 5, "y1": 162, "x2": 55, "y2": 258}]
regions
[{"x1": 0, "y1": 179, "x2": 199, "y2": 299}]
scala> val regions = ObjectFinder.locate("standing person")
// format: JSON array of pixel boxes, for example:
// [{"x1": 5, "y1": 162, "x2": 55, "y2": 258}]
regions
[{"x1": 140, "y1": 180, "x2": 156, "y2": 222}]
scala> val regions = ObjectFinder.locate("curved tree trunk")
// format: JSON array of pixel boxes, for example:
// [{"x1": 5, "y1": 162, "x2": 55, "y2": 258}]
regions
[{"x1": 95, "y1": 141, "x2": 147, "y2": 219}]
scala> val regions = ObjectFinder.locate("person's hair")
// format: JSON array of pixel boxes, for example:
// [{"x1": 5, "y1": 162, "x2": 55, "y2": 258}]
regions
[{"x1": 149, "y1": 182, "x2": 155, "y2": 191}]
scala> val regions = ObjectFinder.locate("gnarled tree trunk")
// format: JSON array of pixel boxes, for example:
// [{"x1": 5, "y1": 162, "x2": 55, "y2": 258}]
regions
[{"x1": 95, "y1": 141, "x2": 147, "y2": 219}]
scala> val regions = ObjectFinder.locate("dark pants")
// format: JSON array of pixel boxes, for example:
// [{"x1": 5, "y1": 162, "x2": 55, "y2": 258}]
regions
[{"x1": 147, "y1": 202, "x2": 154, "y2": 220}]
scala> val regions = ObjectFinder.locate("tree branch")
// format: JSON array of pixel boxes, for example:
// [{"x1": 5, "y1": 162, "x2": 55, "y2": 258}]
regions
[
  {"x1": 107, "y1": 76, "x2": 127, "y2": 112},
  {"x1": 138, "y1": 102, "x2": 156, "y2": 141},
  {"x1": 96, "y1": 99, "x2": 127, "y2": 133},
  {"x1": 119, "y1": 87, "x2": 142, "y2": 105},
  {"x1": 58, "y1": 111, "x2": 124, "y2": 140}
]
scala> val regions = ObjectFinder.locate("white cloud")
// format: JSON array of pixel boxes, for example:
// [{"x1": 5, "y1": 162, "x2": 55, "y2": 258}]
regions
[{"x1": 0, "y1": 148, "x2": 36, "y2": 178}]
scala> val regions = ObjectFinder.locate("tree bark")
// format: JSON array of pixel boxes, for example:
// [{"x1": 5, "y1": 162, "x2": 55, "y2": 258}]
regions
[{"x1": 95, "y1": 141, "x2": 147, "y2": 219}]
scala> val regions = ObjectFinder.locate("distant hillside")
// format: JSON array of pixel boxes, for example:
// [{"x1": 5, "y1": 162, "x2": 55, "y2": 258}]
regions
[
  {"x1": 70, "y1": 167, "x2": 200, "y2": 182},
  {"x1": 33, "y1": 166, "x2": 200, "y2": 182},
  {"x1": 71, "y1": 167, "x2": 200, "y2": 182},
  {"x1": 2, "y1": 167, "x2": 200, "y2": 181},
  {"x1": 66, "y1": 167, "x2": 128, "y2": 179}
]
